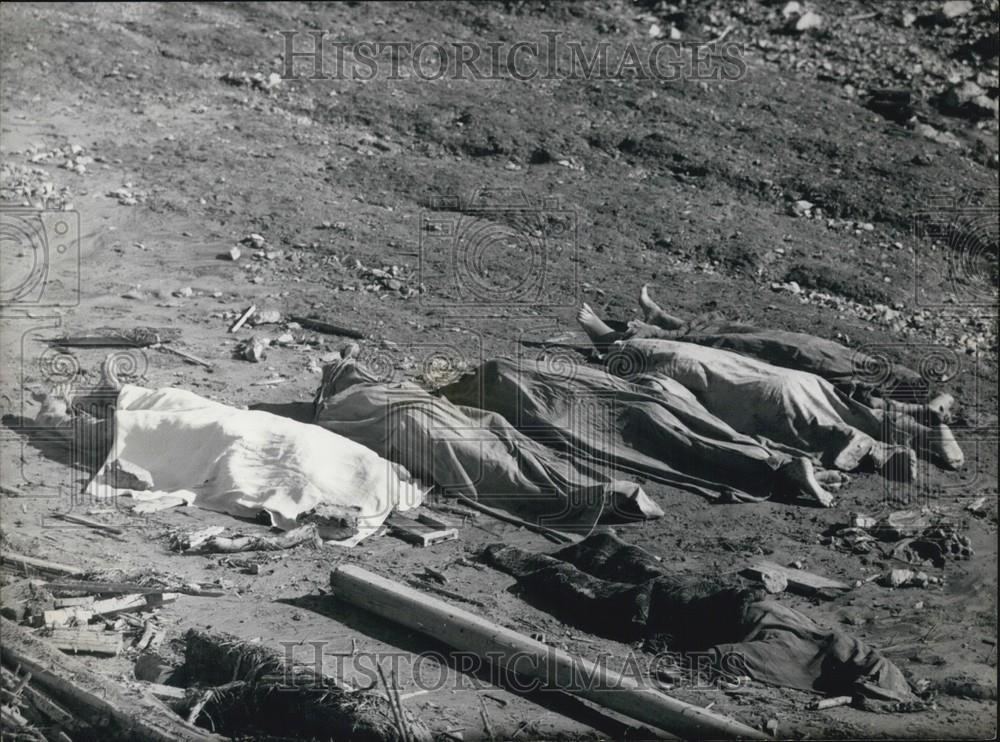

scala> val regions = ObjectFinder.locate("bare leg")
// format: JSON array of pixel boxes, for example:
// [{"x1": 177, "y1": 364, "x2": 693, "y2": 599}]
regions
[
  {"x1": 882, "y1": 411, "x2": 964, "y2": 470},
  {"x1": 780, "y1": 457, "x2": 835, "y2": 507},
  {"x1": 577, "y1": 303, "x2": 621, "y2": 347},
  {"x1": 866, "y1": 393, "x2": 955, "y2": 425},
  {"x1": 639, "y1": 285, "x2": 687, "y2": 331}
]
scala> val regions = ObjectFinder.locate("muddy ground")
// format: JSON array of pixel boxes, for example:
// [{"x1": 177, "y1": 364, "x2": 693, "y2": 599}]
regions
[{"x1": 1, "y1": 1, "x2": 998, "y2": 739}]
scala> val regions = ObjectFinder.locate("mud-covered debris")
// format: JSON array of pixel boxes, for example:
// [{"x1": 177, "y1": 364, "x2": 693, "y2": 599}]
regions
[{"x1": 236, "y1": 337, "x2": 267, "y2": 362}]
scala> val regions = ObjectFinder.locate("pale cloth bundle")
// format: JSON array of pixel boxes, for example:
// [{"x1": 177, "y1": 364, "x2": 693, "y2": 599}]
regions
[{"x1": 86, "y1": 385, "x2": 423, "y2": 546}]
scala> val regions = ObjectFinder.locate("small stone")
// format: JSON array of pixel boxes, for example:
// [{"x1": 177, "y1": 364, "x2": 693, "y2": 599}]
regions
[
  {"x1": 781, "y1": 1, "x2": 802, "y2": 18},
  {"x1": 938, "y1": 0, "x2": 973, "y2": 20},
  {"x1": 275, "y1": 332, "x2": 295, "y2": 345},
  {"x1": 229, "y1": 247, "x2": 241, "y2": 261},
  {"x1": 760, "y1": 569, "x2": 788, "y2": 594},
  {"x1": 789, "y1": 200, "x2": 814, "y2": 217},
  {"x1": 251, "y1": 309, "x2": 283, "y2": 325},
  {"x1": 174, "y1": 286, "x2": 194, "y2": 298},
  {"x1": 238, "y1": 337, "x2": 267, "y2": 363},
  {"x1": 793, "y1": 10, "x2": 823, "y2": 32},
  {"x1": 245, "y1": 233, "x2": 266, "y2": 249}
]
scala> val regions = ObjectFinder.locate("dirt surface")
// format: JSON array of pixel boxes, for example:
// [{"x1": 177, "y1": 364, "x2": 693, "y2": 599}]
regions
[{"x1": 1, "y1": 1, "x2": 998, "y2": 740}]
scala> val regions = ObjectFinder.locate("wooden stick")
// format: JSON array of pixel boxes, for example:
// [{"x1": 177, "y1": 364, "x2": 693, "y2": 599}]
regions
[
  {"x1": 43, "y1": 580, "x2": 224, "y2": 598},
  {"x1": 453, "y1": 495, "x2": 578, "y2": 544},
  {"x1": 289, "y1": 315, "x2": 365, "y2": 339},
  {"x1": 50, "y1": 512, "x2": 125, "y2": 535},
  {"x1": 155, "y1": 344, "x2": 213, "y2": 368},
  {"x1": 0, "y1": 553, "x2": 81, "y2": 577},
  {"x1": 229, "y1": 305, "x2": 256, "y2": 333},
  {"x1": 330, "y1": 565, "x2": 767, "y2": 740}
]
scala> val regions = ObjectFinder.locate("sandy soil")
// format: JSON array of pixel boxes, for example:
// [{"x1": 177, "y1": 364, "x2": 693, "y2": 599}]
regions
[{"x1": 1, "y1": 2, "x2": 997, "y2": 739}]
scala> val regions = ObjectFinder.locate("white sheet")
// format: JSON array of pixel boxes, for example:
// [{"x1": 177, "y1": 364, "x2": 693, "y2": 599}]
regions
[{"x1": 86, "y1": 385, "x2": 423, "y2": 546}]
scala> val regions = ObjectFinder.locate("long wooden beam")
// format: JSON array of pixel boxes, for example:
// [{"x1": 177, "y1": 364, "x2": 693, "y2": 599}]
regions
[{"x1": 330, "y1": 564, "x2": 767, "y2": 740}]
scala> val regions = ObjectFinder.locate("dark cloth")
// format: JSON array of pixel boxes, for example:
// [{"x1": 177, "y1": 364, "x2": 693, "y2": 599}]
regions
[
  {"x1": 313, "y1": 359, "x2": 663, "y2": 528},
  {"x1": 483, "y1": 533, "x2": 915, "y2": 700},
  {"x1": 439, "y1": 358, "x2": 789, "y2": 502}
]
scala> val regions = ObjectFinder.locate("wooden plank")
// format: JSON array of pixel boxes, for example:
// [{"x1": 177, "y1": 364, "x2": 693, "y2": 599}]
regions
[
  {"x1": 50, "y1": 512, "x2": 125, "y2": 535},
  {"x1": 229, "y1": 304, "x2": 256, "y2": 333},
  {"x1": 288, "y1": 315, "x2": 365, "y2": 339},
  {"x1": 0, "y1": 552, "x2": 81, "y2": 577},
  {"x1": 92, "y1": 594, "x2": 147, "y2": 616},
  {"x1": 330, "y1": 565, "x2": 768, "y2": 740},
  {"x1": 44, "y1": 580, "x2": 224, "y2": 598},
  {"x1": 45, "y1": 626, "x2": 124, "y2": 656},
  {"x1": 1, "y1": 617, "x2": 222, "y2": 741},
  {"x1": 387, "y1": 513, "x2": 458, "y2": 547},
  {"x1": 53, "y1": 596, "x2": 96, "y2": 609},
  {"x1": 742, "y1": 560, "x2": 849, "y2": 597},
  {"x1": 42, "y1": 606, "x2": 95, "y2": 627}
]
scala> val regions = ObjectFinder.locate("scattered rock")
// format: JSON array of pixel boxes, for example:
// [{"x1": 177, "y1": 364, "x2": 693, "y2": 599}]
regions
[
  {"x1": 237, "y1": 337, "x2": 267, "y2": 363},
  {"x1": 228, "y1": 246, "x2": 242, "y2": 261}
]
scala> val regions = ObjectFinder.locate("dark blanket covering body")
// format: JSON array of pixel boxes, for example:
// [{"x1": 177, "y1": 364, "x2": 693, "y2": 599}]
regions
[
  {"x1": 668, "y1": 315, "x2": 928, "y2": 402},
  {"x1": 313, "y1": 359, "x2": 662, "y2": 526},
  {"x1": 484, "y1": 533, "x2": 914, "y2": 700},
  {"x1": 439, "y1": 358, "x2": 795, "y2": 501}
]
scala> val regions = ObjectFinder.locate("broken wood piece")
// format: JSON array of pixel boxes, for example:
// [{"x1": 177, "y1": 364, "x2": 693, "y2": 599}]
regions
[
  {"x1": 43, "y1": 580, "x2": 223, "y2": 598},
  {"x1": 53, "y1": 596, "x2": 95, "y2": 609},
  {"x1": 387, "y1": 513, "x2": 458, "y2": 547},
  {"x1": 427, "y1": 503, "x2": 479, "y2": 520},
  {"x1": 330, "y1": 565, "x2": 768, "y2": 740},
  {"x1": 155, "y1": 344, "x2": 213, "y2": 369},
  {"x1": 47, "y1": 335, "x2": 145, "y2": 348},
  {"x1": 808, "y1": 695, "x2": 853, "y2": 710},
  {"x1": 1, "y1": 617, "x2": 221, "y2": 740},
  {"x1": 44, "y1": 626, "x2": 124, "y2": 656},
  {"x1": 50, "y1": 512, "x2": 125, "y2": 535},
  {"x1": 42, "y1": 606, "x2": 94, "y2": 628},
  {"x1": 742, "y1": 560, "x2": 849, "y2": 597},
  {"x1": 288, "y1": 315, "x2": 365, "y2": 339},
  {"x1": 229, "y1": 304, "x2": 256, "y2": 333},
  {"x1": 193, "y1": 524, "x2": 321, "y2": 553},
  {"x1": 452, "y1": 495, "x2": 579, "y2": 544},
  {"x1": 0, "y1": 553, "x2": 81, "y2": 578},
  {"x1": 138, "y1": 681, "x2": 187, "y2": 701},
  {"x1": 91, "y1": 593, "x2": 148, "y2": 617}
]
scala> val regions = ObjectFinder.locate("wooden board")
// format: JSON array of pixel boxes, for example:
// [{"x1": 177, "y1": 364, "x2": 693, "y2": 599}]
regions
[
  {"x1": 387, "y1": 513, "x2": 458, "y2": 547},
  {"x1": 742, "y1": 560, "x2": 850, "y2": 597}
]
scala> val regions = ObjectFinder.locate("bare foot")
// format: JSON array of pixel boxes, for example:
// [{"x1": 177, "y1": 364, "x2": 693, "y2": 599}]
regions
[
  {"x1": 928, "y1": 393, "x2": 955, "y2": 424},
  {"x1": 815, "y1": 470, "x2": 851, "y2": 490},
  {"x1": 577, "y1": 303, "x2": 617, "y2": 344},
  {"x1": 783, "y1": 457, "x2": 835, "y2": 507},
  {"x1": 932, "y1": 423, "x2": 964, "y2": 469},
  {"x1": 639, "y1": 284, "x2": 659, "y2": 320}
]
